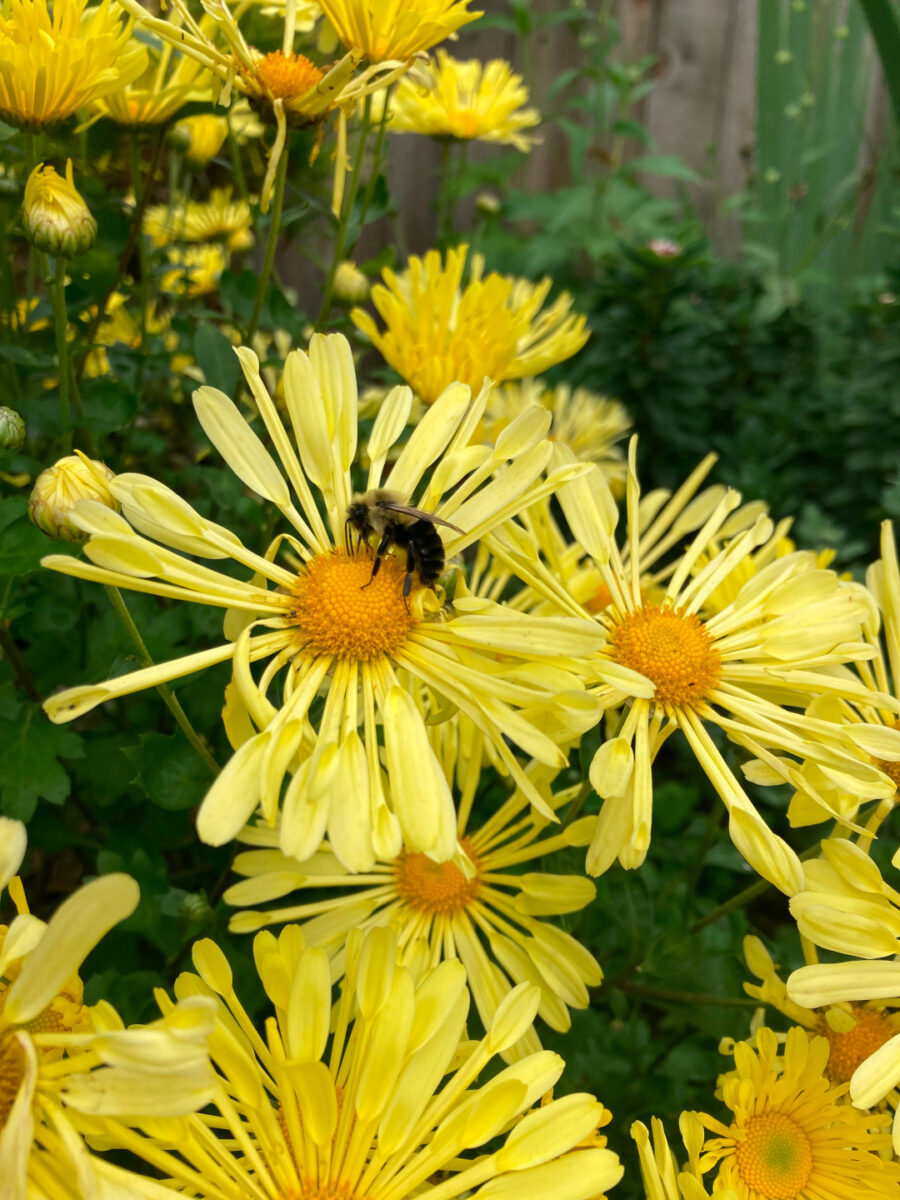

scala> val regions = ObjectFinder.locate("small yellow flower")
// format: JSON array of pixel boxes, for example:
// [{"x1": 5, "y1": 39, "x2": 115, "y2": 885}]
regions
[
  {"x1": 28, "y1": 452, "x2": 117, "y2": 542},
  {"x1": 162, "y1": 242, "x2": 230, "y2": 297},
  {"x1": 388, "y1": 50, "x2": 540, "y2": 149},
  {"x1": 22, "y1": 161, "x2": 97, "y2": 258},
  {"x1": 697, "y1": 1027, "x2": 900, "y2": 1199},
  {"x1": 353, "y1": 244, "x2": 589, "y2": 404},
  {"x1": 0, "y1": 0, "x2": 146, "y2": 129},
  {"x1": 87, "y1": 926, "x2": 623, "y2": 1200},
  {"x1": 333, "y1": 258, "x2": 371, "y2": 304},
  {"x1": 144, "y1": 187, "x2": 253, "y2": 252},
  {"x1": 319, "y1": 0, "x2": 482, "y2": 59}
]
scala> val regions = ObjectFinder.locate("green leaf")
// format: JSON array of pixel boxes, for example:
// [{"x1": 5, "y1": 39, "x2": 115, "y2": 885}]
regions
[
  {"x1": 0, "y1": 708, "x2": 84, "y2": 819},
  {"x1": 0, "y1": 499, "x2": 55, "y2": 577},
  {"x1": 630, "y1": 155, "x2": 705, "y2": 184},
  {"x1": 0, "y1": 343, "x2": 55, "y2": 368},
  {"x1": 194, "y1": 324, "x2": 240, "y2": 395},
  {"x1": 124, "y1": 732, "x2": 210, "y2": 811},
  {"x1": 81, "y1": 376, "x2": 139, "y2": 433}
]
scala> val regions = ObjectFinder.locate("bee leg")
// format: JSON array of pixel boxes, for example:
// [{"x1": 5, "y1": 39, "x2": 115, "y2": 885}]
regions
[
  {"x1": 361, "y1": 534, "x2": 390, "y2": 589},
  {"x1": 344, "y1": 522, "x2": 352, "y2": 554},
  {"x1": 402, "y1": 545, "x2": 416, "y2": 613}
]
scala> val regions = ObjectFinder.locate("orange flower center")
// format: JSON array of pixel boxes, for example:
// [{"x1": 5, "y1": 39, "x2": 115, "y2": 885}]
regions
[
  {"x1": 393, "y1": 841, "x2": 481, "y2": 915},
  {"x1": 256, "y1": 51, "x2": 324, "y2": 101},
  {"x1": 609, "y1": 604, "x2": 721, "y2": 709},
  {"x1": 0, "y1": 1035, "x2": 25, "y2": 1131},
  {"x1": 818, "y1": 1005, "x2": 896, "y2": 1083},
  {"x1": 288, "y1": 550, "x2": 416, "y2": 662},
  {"x1": 735, "y1": 1111, "x2": 813, "y2": 1200}
]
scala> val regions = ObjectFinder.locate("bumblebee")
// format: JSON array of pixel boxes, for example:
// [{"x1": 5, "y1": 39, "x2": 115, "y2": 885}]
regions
[{"x1": 345, "y1": 489, "x2": 463, "y2": 598}]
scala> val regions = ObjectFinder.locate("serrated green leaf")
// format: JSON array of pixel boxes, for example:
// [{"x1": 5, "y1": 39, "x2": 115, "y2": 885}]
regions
[{"x1": 0, "y1": 709, "x2": 84, "y2": 818}]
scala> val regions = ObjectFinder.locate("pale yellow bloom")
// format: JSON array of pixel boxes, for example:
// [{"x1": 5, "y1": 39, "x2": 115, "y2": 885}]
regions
[
  {"x1": 87, "y1": 926, "x2": 623, "y2": 1200},
  {"x1": 632, "y1": 1115, "x2": 738, "y2": 1200},
  {"x1": 42, "y1": 333, "x2": 609, "y2": 872},
  {"x1": 319, "y1": 0, "x2": 481, "y2": 59},
  {"x1": 387, "y1": 50, "x2": 539, "y2": 149},
  {"x1": 23, "y1": 161, "x2": 96, "y2": 258},
  {"x1": 555, "y1": 439, "x2": 894, "y2": 893},
  {"x1": 696, "y1": 1026, "x2": 900, "y2": 1198},
  {"x1": 0, "y1": 0, "x2": 145, "y2": 129},
  {"x1": 28, "y1": 453, "x2": 117, "y2": 543},
  {"x1": 88, "y1": 35, "x2": 213, "y2": 126},
  {"x1": 226, "y1": 721, "x2": 603, "y2": 1060},
  {"x1": 144, "y1": 187, "x2": 253, "y2": 252},
  {"x1": 0, "y1": 875, "x2": 217, "y2": 1195},
  {"x1": 353, "y1": 244, "x2": 589, "y2": 404}
]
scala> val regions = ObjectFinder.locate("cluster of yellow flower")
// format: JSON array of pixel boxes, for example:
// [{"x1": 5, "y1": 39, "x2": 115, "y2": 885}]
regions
[{"x1": 2, "y1": 0, "x2": 900, "y2": 1198}]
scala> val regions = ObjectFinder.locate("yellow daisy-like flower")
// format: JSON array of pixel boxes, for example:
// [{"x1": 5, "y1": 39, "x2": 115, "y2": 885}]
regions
[
  {"x1": 632, "y1": 1114, "x2": 739, "y2": 1200},
  {"x1": 119, "y1": 0, "x2": 414, "y2": 208},
  {"x1": 0, "y1": 874, "x2": 217, "y2": 1194},
  {"x1": 386, "y1": 50, "x2": 540, "y2": 149},
  {"x1": 162, "y1": 242, "x2": 230, "y2": 296},
  {"x1": 487, "y1": 377, "x2": 630, "y2": 482},
  {"x1": 88, "y1": 34, "x2": 213, "y2": 126},
  {"x1": 0, "y1": 0, "x2": 146, "y2": 129},
  {"x1": 90, "y1": 926, "x2": 623, "y2": 1200},
  {"x1": 556, "y1": 439, "x2": 895, "y2": 893},
  {"x1": 144, "y1": 187, "x2": 253, "y2": 252},
  {"x1": 696, "y1": 1026, "x2": 900, "y2": 1199},
  {"x1": 226, "y1": 723, "x2": 602, "y2": 1060},
  {"x1": 352, "y1": 244, "x2": 589, "y2": 405},
  {"x1": 319, "y1": 0, "x2": 482, "y2": 60},
  {"x1": 42, "y1": 333, "x2": 610, "y2": 872}
]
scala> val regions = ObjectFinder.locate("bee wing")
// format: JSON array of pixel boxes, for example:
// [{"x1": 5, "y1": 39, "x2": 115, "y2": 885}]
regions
[{"x1": 376, "y1": 500, "x2": 464, "y2": 534}]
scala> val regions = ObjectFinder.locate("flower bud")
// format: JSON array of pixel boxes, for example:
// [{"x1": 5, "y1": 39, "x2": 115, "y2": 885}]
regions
[
  {"x1": 174, "y1": 113, "x2": 229, "y2": 165},
  {"x1": 23, "y1": 161, "x2": 97, "y2": 258},
  {"x1": 333, "y1": 260, "x2": 370, "y2": 305},
  {"x1": 0, "y1": 406, "x2": 25, "y2": 451},
  {"x1": 476, "y1": 192, "x2": 502, "y2": 215},
  {"x1": 28, "y1": 453, "x2": 117, "y2": 542}
]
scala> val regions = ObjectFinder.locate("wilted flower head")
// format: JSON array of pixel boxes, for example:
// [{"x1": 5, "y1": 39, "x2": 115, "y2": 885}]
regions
[
  {"x1": 29, "y1": 452, "x2": 117, "y2": 542},
  {"x1": 23, "y1": 161, "x2": 97, "y2": 258}
]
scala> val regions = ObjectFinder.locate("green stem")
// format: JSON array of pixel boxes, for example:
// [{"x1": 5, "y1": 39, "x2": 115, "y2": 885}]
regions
[
  {"x1": 856, "y1": 0, "x2": 900, "y2": 124},
  {"x1": 227, "y1": 114, "x2": 250, "y2": 205},
  {"x1": 103, "y1": 585, "x2": 219, "y2": 775},
  {"x1": 561, "y1": 778, "x2": 592, "y2": 828},
  {"x1": 0, "y1": 625, "x2": 42, "y2": 704},
  {"x1": 357, "y1": 86, "x2": 392, "y2": 228},
  {"x1": 130, "y1": 135, "x2": 151, "y2": 400},
  {"x1": 246, "y1": 138, "x2": 291, "y2": 347},
  {"x1": 689, "y1": 842, "x2": 820, "y2": 934},
  {"x1": 618, "y1": 982, "x2": 758, "y2": 1009},
  {"x1": 317, "y1": 98, "x2": 373, "y2": 327},
  {"x1": 49, "y1": 255, "x2": 72, "y2": 452},
  {"x1": 436, "y1": 138, "x2": 454, "y2": 240},
  {"x1": 76, "y1": 126, "x2": 165, "y2": 384}
]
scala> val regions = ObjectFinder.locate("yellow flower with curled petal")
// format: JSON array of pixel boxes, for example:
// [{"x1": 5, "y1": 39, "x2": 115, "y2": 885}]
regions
[
  {"x1": 87, "y1": 926, "x2": 623, "y2": 1200},
  {"x1": 387, "y1": 50, "x2": 540, "y2": 149},
  {"x1": 41, "y1": 332, "x2": 620, "y2": 874},
  {"x1": 0, "y1": 874, "x2": 217, "y2": 1195},
  {"x1": 0, "y1": 0, "x2": 146, "y2": 129},
  {"x1": 226, "y1": 718, "x2": 603, "y2": 1061},
  {"x1": 554, "y1": 438, "x2": 896, "y2": 893},
  {"x1": 319, "y1": 0, "x2": 482, "y2": 59},
  {"x1": 353, "y1": 244, "x2": 589, "y2": 404},
  {"x1": 697, "y1": 1026, "x2": 900, "y2": 1199}
]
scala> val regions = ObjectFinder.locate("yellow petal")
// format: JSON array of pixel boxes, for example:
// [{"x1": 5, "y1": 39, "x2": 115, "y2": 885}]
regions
[
  {"x1": 0, "y1": 818, "x2": 26, "y2": 893},
  {"x1": 193, "y1": 385, "x2": 291, "y2": 507},
  {"x1": 849, "y1": 1031, "x2": 900, "y2": 1107},
  {"x1": 382, "y1": 685, "x2": 456, "y2": 860},
  {"x1": 287, "y1": 947, "x2": 331, "y2": 1062},
  {"x1": 495, "y1": 1093, "x2": 608, "y2": 1170},
  {"x1": 478, "y1": 1147, "x2": 623, "y2": 1200},
  {"x1": 787, "y1": 960, "x2": 900, "y2": 1006}
]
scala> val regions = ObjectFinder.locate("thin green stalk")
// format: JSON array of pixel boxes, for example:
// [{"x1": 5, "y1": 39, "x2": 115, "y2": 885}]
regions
[
  {"x1": 357, "y1": 86, "x2": 392, "y2": 228},
  {"x1": 48, "y1": 255, "x2": 72, "y2": 452},
  {"x1": 688, "y1": 842, "x2": 821, "y2": 934},
  {"x1": 23, "y1": 131, "x2": 40, "y2": 300},
  {"x1": 618, "y1": 982, "x2": 758, "y2": 1009},
  {"x1": 104, "y1": 585, "x2": 219, "y2": 775},
  {"x1": 561, "y1": 778, "x2": 592, "y2": 829},
  {"x1": 317, "y1": 99, "x2": 373, "y2": 327},
  {"x1": 227, "y1": 115, "x2": 250, "y2": 204},
  {"x1": 857, "y1": 0, "x2": 900, "y2": 123},
  {"x1": 246, "y1": 139, "x2": 291, "y2": 346},
  {"x1": 757, "y1": 0, "x2": 786, "y2": 247},
  {"x1": 130, "y1": 134, "x2": 150, "y2": 398},
  {"x1": 435, "y1": 138, "x2": 455, "y2": 241}
]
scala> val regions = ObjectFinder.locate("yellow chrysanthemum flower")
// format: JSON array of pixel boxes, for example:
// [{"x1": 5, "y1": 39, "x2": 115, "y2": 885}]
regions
[
  {"x1": 386, "y1": 50, "x2": 540, "y2": 149},
  {"x1": 144, "y1": 187, "x2": 254, "y2": 252},
  {"x1": 352, "y1": 245, "x2": 589, "y2": 405},
  {"x1": 226, "y1": 721, "x2": 602, "y2": 1060},
  {"x1": 0, "y1": 874, "x2": 217, "y2": 1194},
  {"x1": 88, "y1": 34, "x2": 213, "y2": 126},
  {"x1": 744, "y1": 934, "x2": 900, "y2": 1099},
  {"x1": 632, "y1": 1114, "x2": 738, "y2": 1200},
  {"x1": 319, "y1": 0, "x2": 482, "y2": 59},
  {"x1": 0, "y1": 0, "x2": 146, "y2": 129},
  {"x1": 174, "y1": 100, "x2": 264, "y2": 163},
  {"x1": 119, "y1": 0, "x2": 413, "y2": 208},
  {"x1": 162, "y1": 242, "x2": 230, "y2": 296},
  {"x1": 555, "y1": 439, "x2": 895, "y2": 893},
  {"x1": 487, "y1": 377, "x2": 630, "y2": 482},
  {"x1": 42, "y1": 333, "x2": 612, "y2": 872},
  {"x1": 89, "y1": 926, "x2": 623, "y2": 1200},
  {"x1": 696, "y1": 1026, "x2": 900, "y2": 1199}
]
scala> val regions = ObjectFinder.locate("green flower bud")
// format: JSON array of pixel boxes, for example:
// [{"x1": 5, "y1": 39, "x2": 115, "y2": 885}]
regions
[
  {"x1": 23, "y1": 160, "x2": 97, "y2": 258},
  {"x1": 0, "y1": 406, "x2": 25, "y2": 451}
]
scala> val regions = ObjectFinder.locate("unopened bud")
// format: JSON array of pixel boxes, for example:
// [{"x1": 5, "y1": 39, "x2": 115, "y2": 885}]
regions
[
  {"x1": 0, "y1": 407, "x2": 25, "y2": 451},
  {"x1": 23, "y1": 161, "x2": 97, "y2": 258},
  {"x1": 476, "y1": 192, "x2": 502, "y2": 215},
  {"x1": 333, "y1": 260, "x2": 370, "y2": 305},
  {"x1": 175, "y1": 113, "x2": 229, "y2": 165},
  {"x1": 28, "y1": 452, "x2": 117, "y2": 542}
]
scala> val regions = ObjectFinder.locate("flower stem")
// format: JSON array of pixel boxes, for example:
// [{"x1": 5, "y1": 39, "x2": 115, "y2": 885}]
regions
[
  {"x1": 688, "y1": 841, "x2": 820, "y2": 934},
  {"x1": 130, "y1": 134, "x2": 150, "y2": 398},
  {"x1": 104, "y1": 584, "x2": 219, "y2": 775},
  {"x1": 246, "y1": 138, "x2": 291, "y2": 347},
  {"x1": 317, "y1": 98, "x2": 373, "y2": 327},
  {"x1": 48, "y1": 255, "x2": 72, "y2": 452},
  {"x1": 618, "y1": 982, "x2": 758, "y2": 1009}
]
